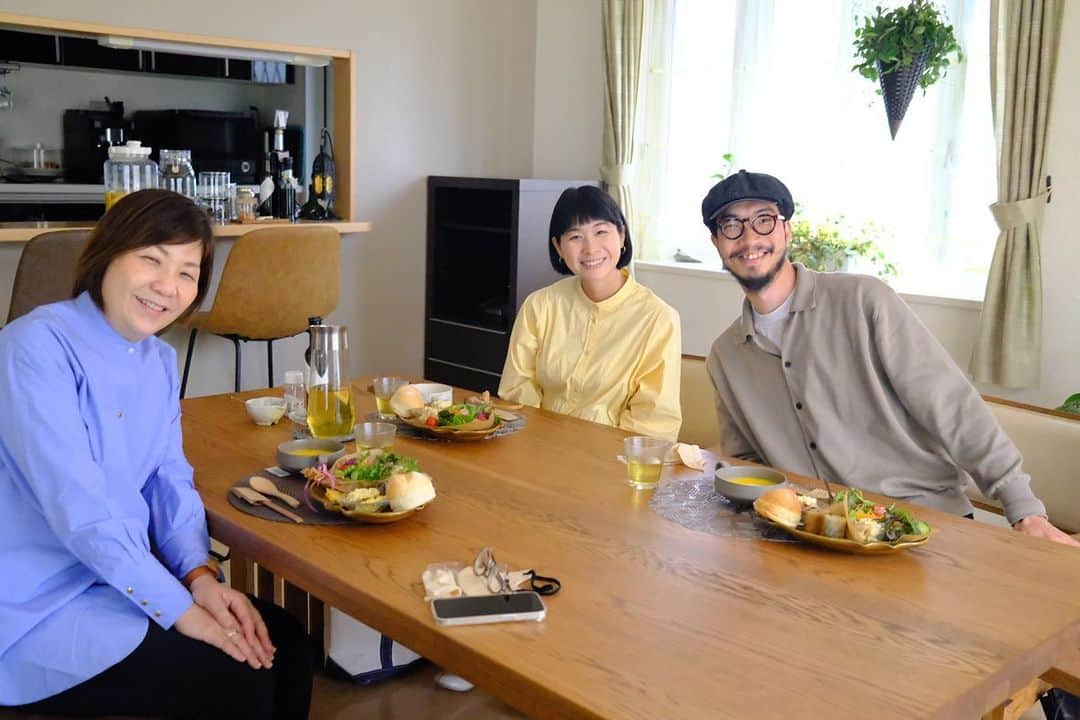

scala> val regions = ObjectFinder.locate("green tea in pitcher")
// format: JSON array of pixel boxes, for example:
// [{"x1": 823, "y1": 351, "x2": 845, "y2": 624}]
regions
[{"x1": 307, "y1": 385, "x2": 355, "y2": 438}]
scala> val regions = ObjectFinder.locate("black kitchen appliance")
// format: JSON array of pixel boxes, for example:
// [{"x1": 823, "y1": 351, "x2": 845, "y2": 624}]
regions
[
  {"x1": 62, "y1": 99, "x2": 130, "y2": 183},
  {"x1": 299, "y1": 128, "x2": 337, "y2": 220},
  {"x1": 132, "y1": 109, "x2": 261, "y2": 183}
]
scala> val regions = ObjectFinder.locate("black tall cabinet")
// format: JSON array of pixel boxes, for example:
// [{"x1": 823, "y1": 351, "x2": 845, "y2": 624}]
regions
[{"x1": 425, "y1": 176, "x2": 597, "y2": 393}]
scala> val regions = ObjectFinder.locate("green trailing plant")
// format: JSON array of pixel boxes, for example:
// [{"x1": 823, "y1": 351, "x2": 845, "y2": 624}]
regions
[
  {"x1": 1057, "y1": 394, "x2": 1080, "y2": 415},
  {"x1": 852, "y1": 0, "x2": 963, "y2": 92}
]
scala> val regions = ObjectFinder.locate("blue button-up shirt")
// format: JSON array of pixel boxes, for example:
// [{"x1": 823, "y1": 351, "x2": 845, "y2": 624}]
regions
[{"x1": 0, "y1": 292, "x2": 208, "y2": 705}]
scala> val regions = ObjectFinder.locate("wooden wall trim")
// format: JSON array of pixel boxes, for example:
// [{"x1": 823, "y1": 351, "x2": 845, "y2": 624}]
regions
[
  {"x1": 982, "y1": 394, "x2": 1080, "y2": 422},
  {"x1": 0, "y1": 12, "x2": 350, "y2": 59}
]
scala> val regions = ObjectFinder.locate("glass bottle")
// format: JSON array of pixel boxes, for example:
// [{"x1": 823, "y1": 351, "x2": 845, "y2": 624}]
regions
[{"x1": 159, "y1": 149, "x2": 197, "y2": 200}]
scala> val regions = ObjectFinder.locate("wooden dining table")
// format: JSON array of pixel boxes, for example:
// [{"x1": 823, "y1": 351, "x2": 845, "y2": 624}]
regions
[{"x1": 182, "y1": 381, "x2": 1080, "y2": 720}]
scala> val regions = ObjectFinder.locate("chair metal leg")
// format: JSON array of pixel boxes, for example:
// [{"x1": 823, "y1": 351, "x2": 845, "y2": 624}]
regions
[
  {"x1": 180, "y1": 328, "x2": 197, "y2": 399},
  {"x1": 267, "y1": 340, "x2": 275, "y2": 389},
  {"x1": 232, "y1": 337, "x2": 242, "y2": 392}
]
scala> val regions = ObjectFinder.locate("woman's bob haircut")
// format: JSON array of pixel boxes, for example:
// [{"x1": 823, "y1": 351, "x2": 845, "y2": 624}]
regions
[
  {"x1": 73, "y1": 189, "x2": 215, "y2": 324},
  {"x1": 547, "y1": 185, "x2": 632, "y2": 275}
]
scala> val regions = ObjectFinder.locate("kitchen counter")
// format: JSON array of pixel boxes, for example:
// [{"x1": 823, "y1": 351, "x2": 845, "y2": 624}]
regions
[{"x1": 0, "y1": 220, "x2": 373, "y2": 243}]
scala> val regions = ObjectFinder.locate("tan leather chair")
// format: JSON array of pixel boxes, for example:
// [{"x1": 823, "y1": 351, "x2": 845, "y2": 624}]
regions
[
  {"x1": 180, "y1": 226, "x2": 340, "y2": 397},
  {"x1": 5, "y1": 229, "x2": 91, "y2": 324},
  {"x1": 679, "y1": 354, "x2": 722, "y2": 447}
]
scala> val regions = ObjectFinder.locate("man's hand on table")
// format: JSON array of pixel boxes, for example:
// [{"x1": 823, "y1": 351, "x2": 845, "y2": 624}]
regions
[{"x1": 1013, "y1": 515, "x2": 1080, "y2": 547}]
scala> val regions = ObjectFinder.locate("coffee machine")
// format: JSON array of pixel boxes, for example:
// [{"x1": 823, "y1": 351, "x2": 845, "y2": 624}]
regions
[{"x1": 63, "y1": 98, "x2": 130, "y2": 183}]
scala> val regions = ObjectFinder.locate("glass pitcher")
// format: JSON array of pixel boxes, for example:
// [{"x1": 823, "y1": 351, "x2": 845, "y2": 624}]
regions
[{"x1": 306, "y1": 325, "x2": 355, "y2": 438}]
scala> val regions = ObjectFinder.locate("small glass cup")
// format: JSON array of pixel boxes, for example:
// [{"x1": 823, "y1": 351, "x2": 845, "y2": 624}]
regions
[
  {"x1": 623, "y1": 436, "x2": 670, "y2": 490},
  {"x1": 372, "y1": 376, "x2": 408, "y2": 418},
  {"x1": 355, "y1": 421, "x2": 396, "y2": 451},
  {"x1": 198, "y1": 171, "x2": 230, "y2": 225}
]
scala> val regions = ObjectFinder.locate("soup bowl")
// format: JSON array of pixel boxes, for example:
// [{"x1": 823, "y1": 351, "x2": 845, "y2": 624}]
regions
[
  {"x1": 714, "y1": 465, "x2": 788, "y2": 504},
  {"x1": 276, "y1": 439, "x2": 347, "y2": 473}
]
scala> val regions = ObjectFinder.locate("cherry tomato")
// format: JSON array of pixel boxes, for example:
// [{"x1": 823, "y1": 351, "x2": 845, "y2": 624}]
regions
[{"x1": 872, "y1": 504, "x2": 886, "y2": 518}]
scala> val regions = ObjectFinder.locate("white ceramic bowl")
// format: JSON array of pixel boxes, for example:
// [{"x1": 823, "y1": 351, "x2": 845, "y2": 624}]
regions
[
  {"x1": 245, "y1": 397, "x2": 287, "y2": 426},
  {"x1": 412, "y1": 383, "x2": 453, "y2": 404}
]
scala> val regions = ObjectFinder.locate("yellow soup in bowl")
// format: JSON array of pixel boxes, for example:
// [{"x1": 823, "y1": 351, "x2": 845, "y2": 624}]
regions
[{"x1": 725, "y1": 476, "x2": 780, "y2": 487}]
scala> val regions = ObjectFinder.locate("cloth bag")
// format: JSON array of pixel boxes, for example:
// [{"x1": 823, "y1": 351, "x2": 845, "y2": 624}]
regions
[{"x1": 324, "y1": 609, "x2": 422, "y2": 684}]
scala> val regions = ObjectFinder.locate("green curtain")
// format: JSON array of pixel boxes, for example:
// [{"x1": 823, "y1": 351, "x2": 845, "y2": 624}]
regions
[
  {"x1": 601, "y1": 0, "x2": 649, "y2": 249},
  {"x1": 969, "y1": 0, "x2": 1063, "y2": 388}
]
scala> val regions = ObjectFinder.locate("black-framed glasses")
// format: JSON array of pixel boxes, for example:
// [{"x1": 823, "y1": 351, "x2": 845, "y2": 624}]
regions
[{"x1": 716, "y1": 213, "x2": 783, "y2": 240}]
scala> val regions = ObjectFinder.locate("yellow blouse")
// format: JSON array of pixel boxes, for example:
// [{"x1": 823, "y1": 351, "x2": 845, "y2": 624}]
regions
[{"x1": 498, "y1": 270, "x2": 682, "y2": 441}]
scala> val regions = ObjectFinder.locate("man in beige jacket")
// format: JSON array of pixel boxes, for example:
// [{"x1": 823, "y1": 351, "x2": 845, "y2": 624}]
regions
[{"x1": 702, "y1": 170, "x2": 1077, "y2": 546}]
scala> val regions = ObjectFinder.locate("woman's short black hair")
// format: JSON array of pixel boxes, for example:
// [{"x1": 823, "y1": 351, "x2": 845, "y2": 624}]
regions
[{"x1": 547, "y1": 185, "x2": 633, "y2": 275}]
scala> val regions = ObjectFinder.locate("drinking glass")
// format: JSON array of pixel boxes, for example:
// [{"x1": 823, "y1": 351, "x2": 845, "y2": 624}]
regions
[
  {"x1": 623, "y1": 436, "x2": 670, "y2": 490},
  {"x1": 198, "y1": 171, "x2": 230, "y2": 225},
  {"x1": 372, "y1": 376, "x2": 408, "y2": 418},
  {"x1": 354, "y1": 421, "x2": 396, "y2": 450}
]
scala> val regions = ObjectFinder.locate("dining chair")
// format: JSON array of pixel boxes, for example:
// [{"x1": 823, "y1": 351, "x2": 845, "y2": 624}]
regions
[
  {"x1": 179, "y1": 225, "x2": 340, "y2": 398},
  {"x1": 5, "y1": 229, "x2": 91, "y2": 325}
]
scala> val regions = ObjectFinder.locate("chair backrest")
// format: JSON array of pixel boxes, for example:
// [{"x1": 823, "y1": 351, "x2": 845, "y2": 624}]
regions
[
  {"x1": 6, "y1": 229, "x2": 91, "y2": 324},
  {"x1": 972, "y1": 397, "x2": 1080, "y2": 533},
  {"x1": 679, "y1": 354, "x2": 722, "y2": 447},
  {"x1": 200, "y1": 226, "x2": 341, "y2": 340}
]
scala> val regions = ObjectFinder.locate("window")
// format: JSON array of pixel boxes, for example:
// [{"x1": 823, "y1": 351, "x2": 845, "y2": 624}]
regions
[{"x1": 650, "y1": 0, "x2": 994, "y2": 300}]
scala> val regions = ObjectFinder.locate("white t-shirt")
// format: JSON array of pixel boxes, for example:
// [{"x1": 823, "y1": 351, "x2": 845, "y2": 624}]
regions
[{"x1": 751, "y1": 290, "x2": 795, "y2": 356}]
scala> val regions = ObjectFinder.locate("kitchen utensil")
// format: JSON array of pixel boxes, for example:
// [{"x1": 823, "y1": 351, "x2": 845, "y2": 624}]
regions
[
  {"x1": 248, "y1": 475, "x2": 301, "y2": 508},
  {"x1": 231, "y1": 486, "x2": 304, "y2": 523}
]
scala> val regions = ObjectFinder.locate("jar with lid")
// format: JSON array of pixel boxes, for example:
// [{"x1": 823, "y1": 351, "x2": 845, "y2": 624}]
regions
[
  {"x1": 159, "y1": 149, "x2": 197, "y2": 200},
  {"x1": 235, "y1": 187, "x2": 257, "y2": 222},
  {"x1": 103, "y1": 141, "x2": 159, "y2": 211}
]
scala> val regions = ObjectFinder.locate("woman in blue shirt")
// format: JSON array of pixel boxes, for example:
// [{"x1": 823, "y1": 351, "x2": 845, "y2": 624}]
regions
[{"x1": 0, "y1": 190, "x2": 312, "y2": 718}]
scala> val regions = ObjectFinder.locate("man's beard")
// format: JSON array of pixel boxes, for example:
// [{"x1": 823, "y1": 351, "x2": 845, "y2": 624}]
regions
[{"x1": 723, "y1": 250, "x2": 787, "y2": 292}]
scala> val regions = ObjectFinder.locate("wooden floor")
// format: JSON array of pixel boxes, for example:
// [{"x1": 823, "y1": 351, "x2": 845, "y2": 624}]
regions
[{"x1": 311, "y1": 662, "x2": 525, "y2": 720}]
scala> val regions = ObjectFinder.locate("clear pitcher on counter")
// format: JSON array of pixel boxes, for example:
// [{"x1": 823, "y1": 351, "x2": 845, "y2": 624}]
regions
[{"x1": 306, "y1": 325, "x2": 355, "y2": 439}]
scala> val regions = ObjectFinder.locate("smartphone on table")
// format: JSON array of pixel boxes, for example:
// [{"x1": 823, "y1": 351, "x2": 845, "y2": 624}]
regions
[{"x1": 431, "y1": 591, "x2": 546, "y2": 626}]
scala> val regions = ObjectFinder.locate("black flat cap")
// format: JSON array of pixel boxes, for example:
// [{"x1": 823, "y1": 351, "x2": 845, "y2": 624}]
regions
[{"x1": 701, "y1": 170, "x2": 794, "y2": 229}]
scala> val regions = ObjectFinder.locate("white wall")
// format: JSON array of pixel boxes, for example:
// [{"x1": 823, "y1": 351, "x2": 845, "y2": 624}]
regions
[
  {"x1": 0, "y1": 0, "x2": 605, "y2": 397},
  {"x1": 532, "y1": 0, "x2": 604, "y2": 179}
]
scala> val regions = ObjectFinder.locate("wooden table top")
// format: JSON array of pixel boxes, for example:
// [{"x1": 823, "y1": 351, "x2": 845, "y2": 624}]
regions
[{"x1": 182, "y1": 383, "x2": 1080, "y2": 720}]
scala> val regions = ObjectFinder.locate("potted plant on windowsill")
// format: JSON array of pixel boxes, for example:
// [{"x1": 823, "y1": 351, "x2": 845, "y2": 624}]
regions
[
  {"x1": 852, "y1": 0, "x2": 963, "y2": 138},
  {"x1": 788, "y1": 215, "x2": 897, "y2": 280}
]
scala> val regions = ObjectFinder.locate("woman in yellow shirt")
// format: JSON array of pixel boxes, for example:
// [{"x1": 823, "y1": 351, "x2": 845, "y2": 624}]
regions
[{"x1": 499, "y1": 186, "x2": 682, "y2": 441}]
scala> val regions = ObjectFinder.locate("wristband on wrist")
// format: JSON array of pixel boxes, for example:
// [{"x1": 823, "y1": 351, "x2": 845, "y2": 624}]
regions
[{"x1": 182, "y1": 557, "x2": 222, "y2": 589}]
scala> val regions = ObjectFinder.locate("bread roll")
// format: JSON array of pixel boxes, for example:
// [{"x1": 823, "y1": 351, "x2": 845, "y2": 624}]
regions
[
  {"x1": 753, "y1": 488, "x2": 802, "y2": 528},
  {"x1": 386, "y1": 471, "x2": 436, "y2": 511},
  {"x1": 390, "y1": 384, "x2": 426, "y2": 418}
]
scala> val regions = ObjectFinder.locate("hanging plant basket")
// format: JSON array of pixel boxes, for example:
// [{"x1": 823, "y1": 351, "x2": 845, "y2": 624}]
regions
[
  {"x1": 852, "y1": 0, "x2": 963, "y2": 140},
  {"x1": 878, "y1": 47, "x2": 929, "y2": 139}
]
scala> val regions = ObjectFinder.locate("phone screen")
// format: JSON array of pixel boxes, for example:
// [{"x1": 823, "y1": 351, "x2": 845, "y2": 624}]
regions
[{"x1": 433, "y1": 592, "x2": 544, "y2": 619}]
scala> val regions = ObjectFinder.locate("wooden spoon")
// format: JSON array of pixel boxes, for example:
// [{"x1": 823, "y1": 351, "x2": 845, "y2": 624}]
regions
[{"x1": 248, "y1": 475, "x2": 301, "y2": 508}]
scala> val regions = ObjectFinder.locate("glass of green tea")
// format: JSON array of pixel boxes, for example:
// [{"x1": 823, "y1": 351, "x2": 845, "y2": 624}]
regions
[
  {"x1": 623, "y1": 436, "x2": 670, "y2": 490},
  {"x1": 372, "y1": 376, "x2": 408, "y2": 418},
  {"x1": 355, "y1": 421, "x2": 396, "y2": 451}
]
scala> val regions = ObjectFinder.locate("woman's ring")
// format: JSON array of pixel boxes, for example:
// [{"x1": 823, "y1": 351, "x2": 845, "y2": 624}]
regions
[{"x1": 225, "y1": 629, "x2": 238, "y2": 640}]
